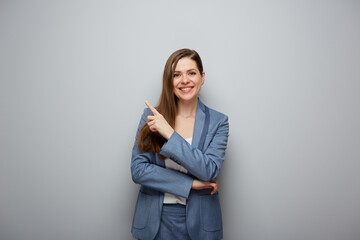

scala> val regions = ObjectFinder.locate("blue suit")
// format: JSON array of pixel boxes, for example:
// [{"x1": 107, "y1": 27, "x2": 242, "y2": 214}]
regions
[{"x1": 131, "y1": 99, "x2": 229, "y2": 240}]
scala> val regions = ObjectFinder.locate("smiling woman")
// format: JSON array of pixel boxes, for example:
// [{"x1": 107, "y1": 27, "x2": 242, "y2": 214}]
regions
[
  {"x1": 130, "y1": 49, "x2": 229, "y2": 240},
  {"x1": 173, "y1": 57, "x2": 205, "y2": 103}
]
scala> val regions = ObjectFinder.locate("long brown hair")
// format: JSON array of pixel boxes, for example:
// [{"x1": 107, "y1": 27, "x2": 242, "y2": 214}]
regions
[{"x1": 137, "y1": 48, "x2": 204, "y2": 159}]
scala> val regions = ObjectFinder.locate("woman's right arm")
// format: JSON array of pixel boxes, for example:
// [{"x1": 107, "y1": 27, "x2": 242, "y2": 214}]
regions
[
  {"x1": 131, "y1": 109, "x2": 194, "y2": 198},
  {"x1": 131, "y1": 108, "x2": 218, "y2": 197}
]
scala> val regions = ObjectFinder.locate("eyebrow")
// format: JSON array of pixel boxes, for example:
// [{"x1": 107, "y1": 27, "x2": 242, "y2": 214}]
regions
[{"x1": 174, "y1": 68, "x2": 197, "y2": 72}]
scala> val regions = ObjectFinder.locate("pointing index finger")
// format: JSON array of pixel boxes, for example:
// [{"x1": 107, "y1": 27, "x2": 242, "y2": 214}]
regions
[{"x1": 145, "y1": 101, "x2": 159, "y2": 115}]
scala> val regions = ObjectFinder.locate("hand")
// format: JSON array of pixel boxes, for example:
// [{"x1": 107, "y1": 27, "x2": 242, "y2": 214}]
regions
[
  {"x1": 145, "y1": 101, "x2": 174, "y2": 140},
  {"x1": 191, "y1": 179, "x2": 218, "y2": 195}
]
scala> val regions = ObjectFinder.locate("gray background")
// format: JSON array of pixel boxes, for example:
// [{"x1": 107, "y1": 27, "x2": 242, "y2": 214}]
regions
[{"x1": 1, "y1": 0, "x2": 359, "y2": 239}]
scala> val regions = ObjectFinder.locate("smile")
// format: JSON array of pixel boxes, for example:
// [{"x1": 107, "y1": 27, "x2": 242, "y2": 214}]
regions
[{"x1": 179, "y1": 87, "x2": 194, "y2": 93}]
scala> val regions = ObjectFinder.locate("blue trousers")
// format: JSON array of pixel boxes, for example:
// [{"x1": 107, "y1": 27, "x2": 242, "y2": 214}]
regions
[{"x1": 154, "y1": 204, "x2": 191, "y2": 240}]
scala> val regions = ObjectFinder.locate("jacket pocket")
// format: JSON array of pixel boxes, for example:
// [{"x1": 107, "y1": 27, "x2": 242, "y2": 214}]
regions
[
  {"x1": 132, "y1": 191, "x2": 151, "y2": 229},
  {"x1": 200, "y1": 193, "x2": 222, "y2": 232}
]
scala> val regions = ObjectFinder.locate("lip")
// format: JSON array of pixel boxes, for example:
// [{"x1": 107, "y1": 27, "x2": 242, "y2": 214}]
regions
[{"x1": 178, "y1": 86, "x2": 194, "y2": 93}]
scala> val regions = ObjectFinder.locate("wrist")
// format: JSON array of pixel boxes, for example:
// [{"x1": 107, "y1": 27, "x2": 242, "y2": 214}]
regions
[{"x1": 164, "y1": 129, "x2": 174, "y2": 140}]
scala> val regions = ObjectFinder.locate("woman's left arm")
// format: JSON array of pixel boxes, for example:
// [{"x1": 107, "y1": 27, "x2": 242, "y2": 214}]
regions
[{"x1": 160, "y1": 115, "x2": 229, "y2": 182}]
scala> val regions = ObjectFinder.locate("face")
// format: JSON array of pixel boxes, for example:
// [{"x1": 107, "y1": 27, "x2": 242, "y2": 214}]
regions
[{"x1": 173, "y1": 57, "x2": 205, "y2": 103}]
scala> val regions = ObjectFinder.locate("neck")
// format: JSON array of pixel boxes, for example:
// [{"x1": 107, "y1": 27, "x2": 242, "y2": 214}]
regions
[{"x1": 176, "y1": 98, "x2": 198, "y2": 118}]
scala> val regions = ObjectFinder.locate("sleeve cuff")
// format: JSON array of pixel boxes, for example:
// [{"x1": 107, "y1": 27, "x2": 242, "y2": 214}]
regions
[
  {"x1": 181, "y1": 175, "x2": 194, "y2": 198},
  {"x1": 160, "y1": 131, "x2": 182, "y2": 160}
]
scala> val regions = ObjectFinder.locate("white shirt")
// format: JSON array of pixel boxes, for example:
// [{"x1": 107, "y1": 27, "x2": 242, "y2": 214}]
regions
[{"x1": 163, "y1": 137, "x2": 192, "y2": 205}]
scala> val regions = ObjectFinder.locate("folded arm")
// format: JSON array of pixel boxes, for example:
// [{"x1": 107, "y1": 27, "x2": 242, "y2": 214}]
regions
[
  {"x1": 131, "y1": 107, "x2": 225, "y2": 197},
  {"x1": 160, "y1": 116, "x2": 229, "y2": 182},
  {"x1": 131, "y1": 109, "x2": 194, "y2": 198}
]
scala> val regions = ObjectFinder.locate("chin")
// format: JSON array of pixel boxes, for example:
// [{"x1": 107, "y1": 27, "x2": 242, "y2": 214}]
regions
[{"x1": 176, "y1": 95, "x2": 197, "y2": 102}]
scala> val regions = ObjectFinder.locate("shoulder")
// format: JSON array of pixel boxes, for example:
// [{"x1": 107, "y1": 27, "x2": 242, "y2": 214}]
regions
[
  {"x1": 207, "y1": 107, "x2": 229, "y2": 138},
  {"x1": 201, "y1": 102, "x2": 228, "y2": 125},
  {"x1": 198, "y1": 98, "x2": 227, "y2": 120},
  {"x1": 140, "y1": 107, "x2": 153, "y2": 119},
  {"x1": 207, "y1": 106, "x2": 228, "y2": 122},
  {"x1": 135, "y1": 108, "x2": 153, "y2": 130},
  {"x1": 201, "y1": 103, "x2": 229, "y2": 135}
]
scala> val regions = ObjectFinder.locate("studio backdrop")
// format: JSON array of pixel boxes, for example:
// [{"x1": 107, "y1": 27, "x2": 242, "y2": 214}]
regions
[{"x1": 1, "y1": 1, "x2": 359, "y2": 240}]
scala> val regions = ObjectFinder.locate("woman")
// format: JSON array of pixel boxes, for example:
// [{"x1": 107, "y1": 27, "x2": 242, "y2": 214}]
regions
[{"x1": 131, "y1": 49, "x2": 229, "y2": 240}]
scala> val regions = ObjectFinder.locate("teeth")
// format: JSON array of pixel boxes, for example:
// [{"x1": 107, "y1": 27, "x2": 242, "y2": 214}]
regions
[{"x1": 181, "y1": 88, "x2": 192, "y2": 91}]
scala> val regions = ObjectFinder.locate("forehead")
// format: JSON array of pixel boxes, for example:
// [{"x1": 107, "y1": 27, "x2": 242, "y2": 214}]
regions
[{"x1": 174, "y1": 58, "x2": 198, "y2": 72}]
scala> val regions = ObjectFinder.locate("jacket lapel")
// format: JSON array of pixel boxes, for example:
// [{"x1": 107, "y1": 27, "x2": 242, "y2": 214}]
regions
[
  {"x1": 156, "y1": 98, "x2": 207, "y2": 165},
  {"x1": 192, "y1": 98, "x2": 206, "y2": 150}
]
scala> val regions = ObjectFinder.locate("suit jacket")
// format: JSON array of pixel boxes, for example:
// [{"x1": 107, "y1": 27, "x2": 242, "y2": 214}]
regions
[{"x1": 131, "y1": 99, "x2": 229, "y2": 240}]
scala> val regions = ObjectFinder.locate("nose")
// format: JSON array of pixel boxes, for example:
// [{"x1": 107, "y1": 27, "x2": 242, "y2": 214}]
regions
[{"x1": 181, "y1": 74, "x2": 190, "y2": 84}]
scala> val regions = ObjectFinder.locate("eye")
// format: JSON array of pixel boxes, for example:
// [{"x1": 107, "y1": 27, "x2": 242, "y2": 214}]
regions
[
  {"x1": 189, "y1": 72, "x2": 196, "y2": 75},
  {"x1": 173, "y1": 73, "x2": 180, "y2": 78}
]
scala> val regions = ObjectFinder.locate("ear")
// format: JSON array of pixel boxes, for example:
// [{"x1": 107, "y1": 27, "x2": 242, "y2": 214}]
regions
[{"x1": 201, "y1": 72, "x2": 205, "y2": 85}]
